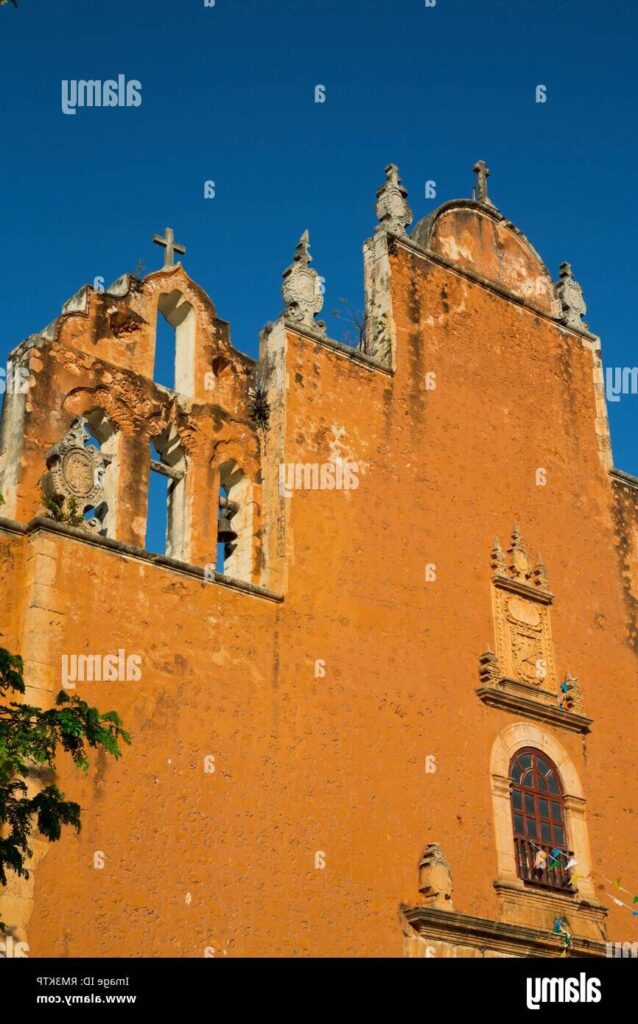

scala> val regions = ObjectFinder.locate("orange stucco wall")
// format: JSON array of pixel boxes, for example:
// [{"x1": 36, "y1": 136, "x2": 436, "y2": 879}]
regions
[{"x1": 1, "y1": 226, "x2": 636, "y2": 957}]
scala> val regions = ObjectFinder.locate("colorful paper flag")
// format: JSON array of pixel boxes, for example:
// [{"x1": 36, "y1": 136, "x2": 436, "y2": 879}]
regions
[
  {"x1": 566, "y1": 859, "x2": 578, "y2": 870},
  {"x1": 604, "y1": 877, "x2": 633, "y2": 897}
]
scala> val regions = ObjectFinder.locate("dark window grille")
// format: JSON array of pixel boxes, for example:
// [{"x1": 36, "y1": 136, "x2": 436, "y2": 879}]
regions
[{"x1": 509, "y1": 747, "x2": 574, "y2": 892}]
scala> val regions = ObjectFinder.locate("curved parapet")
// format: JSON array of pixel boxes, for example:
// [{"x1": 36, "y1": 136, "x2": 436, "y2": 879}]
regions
[{"x1": 411, "y1": 199, "x2": 560, "y2": 317}]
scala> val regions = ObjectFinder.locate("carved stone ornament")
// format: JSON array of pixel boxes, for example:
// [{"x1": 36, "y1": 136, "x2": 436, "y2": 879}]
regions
[
  {"x1": 479, "y1": 645, "x2": 502, "y2": 686},
  {"x1": 41, "y1": 417, "x2": 108, "y2": 527},
  {"x1": 490, "y1": 525, "x2": 555, "y2": 689},
  {"x1": 478, "y1": 526, "x2": 592, "y2": 733},
  {"x1": 556, "y1": 262, "x2": 587, "y2": 330},
  {"x1": 375, "y1": 163, "x2": 412, "y2": 236},
  {"x1": 281, "y1": 229, "x2": 326, "y2": 333},
  {"x1": 418, "y1": 843, "x2": 454, "y2": 911}
]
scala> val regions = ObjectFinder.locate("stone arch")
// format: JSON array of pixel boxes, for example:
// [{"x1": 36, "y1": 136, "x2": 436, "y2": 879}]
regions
[
  {"x1": 490, "y1": 723, "x2": 595, "y2": 900},
  {"x1": 148, "y1": 423, "x2": 188, "y2": 561},
  {"x1": 154, "y1": 289, "x2": 196, "y2": 396},
  {"x1": 216, "y1": 459, "x2": 254, "y2": 582},
  {"x1": 81, "y1": 408, "x2": 120, "y2": 537}
]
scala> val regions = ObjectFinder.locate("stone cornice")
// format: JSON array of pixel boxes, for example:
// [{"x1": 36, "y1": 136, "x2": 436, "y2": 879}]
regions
[
  {"x1": 401, "y1": 904, "x2": 607, "y2": 958},
  {"x1": 390, "y1": 231, "x2": 600, "y2": 344},
  {"x1": 0, "y1": 516, "x2": 284, "y2": 604},
  {"x1": 610, "y1": 467, "x2": 638, "y2": 491},
  {"x1": 277, "y1": 319, "x2": 394, "y2": 376},
  {"x1": 491, "y1": 572, "x2": 553, "y2": 604},
  {"x1": 476, "y1": 680, "x2": 593, "y2": 734}
]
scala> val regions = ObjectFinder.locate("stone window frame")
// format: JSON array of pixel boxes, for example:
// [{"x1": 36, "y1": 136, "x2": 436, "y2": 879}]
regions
[
  {"x1": 217, "y1": 459, "x2": 253, "y2": 583},
  {"x1": 490, "y1": 723, "x2": 595, "y2": 902},
  {"x1": 83, "y1": 408, "x2": 120, "y2": 538},
  {"x1": 149, "y1": 426, "x2": 188, "y2": 562},
  {"x1": 509, "y1": 747, "x2": 573, "y2": 892},
  {"x1": 155, "y1": 290, "x2": 196, "y2": 397}
]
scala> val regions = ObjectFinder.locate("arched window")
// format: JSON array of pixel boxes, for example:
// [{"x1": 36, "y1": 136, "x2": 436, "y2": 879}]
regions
[
  {"x1": 81, "y1": 410, "x2": 119, "y2": 537},
  {"x1": 153, "y1": 291, "x2": 196, "y2": 395},
  {"x1": 216, "y1": 461, "x2": 251, "y2": 581},
  {"x1": 509, "y1": 748, "x2": 573, "y2": 892},
  {"x1": 145, "y1": 426, "x2": 187, "y2": 560}
]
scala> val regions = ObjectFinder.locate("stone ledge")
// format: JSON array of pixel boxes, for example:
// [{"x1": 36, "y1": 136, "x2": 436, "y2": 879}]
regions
[
  {"x1": 610, "y1": 467, "x2": 638, "y2": 491},
  {"x1": 0, "y1": 516, "x2": 284, "y2": 604},
  {"x1": 494, "y1": 881, "x2": 607, "y2": 942},
  {"x1": 393, "y1": 232, "x2": 599, "y2": 343},
  {"x1": 401, "y1": 904, "x2": 607, "y2": 958},
  {"x1": 491, "y1": 572, "x2": 553, "y2": 604},
  {"x1": 476, "y1": 681, "x2": 593, "y2": 734},
  {"x1": 281, "y1": 319, "x2": 394, "y2": 376}
]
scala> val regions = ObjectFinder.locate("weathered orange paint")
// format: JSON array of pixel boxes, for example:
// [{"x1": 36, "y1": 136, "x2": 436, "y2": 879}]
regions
[{"x1": 0, "y1": 197, "x2": 636, "y2": 958}]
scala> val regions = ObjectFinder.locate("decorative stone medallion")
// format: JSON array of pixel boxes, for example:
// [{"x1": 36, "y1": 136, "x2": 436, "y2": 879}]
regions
[{"x1": 41, "y1": 417, "x2": 107, "y2": 518}]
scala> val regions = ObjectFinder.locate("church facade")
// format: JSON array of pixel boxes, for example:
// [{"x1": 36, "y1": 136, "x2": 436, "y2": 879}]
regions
[{"x1": 1, "y1": 162, "x2": 636, "y2": 957}]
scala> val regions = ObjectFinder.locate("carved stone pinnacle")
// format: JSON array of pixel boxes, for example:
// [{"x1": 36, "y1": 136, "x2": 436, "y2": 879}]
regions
[
  {"x1": 556, "y1": 261, "x2": 587, "y2": 330},
  {"x1": 281, "y1": 230, "x2": 326, "y2": 333},
  {"x1": 375, "y1": 163, "x2": 412, "y2": 236}
]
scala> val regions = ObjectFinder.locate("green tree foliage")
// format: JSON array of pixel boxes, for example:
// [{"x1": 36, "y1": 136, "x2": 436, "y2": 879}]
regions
[{"x1": 0, "y1": 647, "x2": 130, "y2": 916}]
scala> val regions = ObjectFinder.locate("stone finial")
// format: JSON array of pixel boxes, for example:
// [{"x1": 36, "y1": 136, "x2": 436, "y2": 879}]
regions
[
  {"x1": 418, "y1": 843, "x2": 454, "y2": 911},
  {"x1": 507, "y1": 524, "x2": 533, "y2": 580},
  {"x1": 472, "y1": 160, "x2": 496, "y2": 209},
  {"x1": 491, "y1": 537, "x2": 506, "y2": 574},
  {"x1": 532, "y1": 552, "x2": 551, "y2": 591},
  {"x1": 556, "y1": 262, "x2": 587, "y2": 330},
  {"x1": 375, "y1": 164, "x2": 412, "y2": 236},
  {"x1": 40, "y1": 417, "x2": 108, "y2": 532},
  {"x1": 479, "y1": 645, "x2": 502, "y2": 687},
  {"x1": 281, "y1": 230, "x2": 326, "y2": 333}
]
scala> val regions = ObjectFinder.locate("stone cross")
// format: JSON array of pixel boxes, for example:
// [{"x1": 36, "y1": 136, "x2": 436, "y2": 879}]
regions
[
  {"x1": 152, "y1": 227, "x2": 186, "y2": 268},
  {"x1": 473, "y1": 160, "x2": 491, "y2": 205}
]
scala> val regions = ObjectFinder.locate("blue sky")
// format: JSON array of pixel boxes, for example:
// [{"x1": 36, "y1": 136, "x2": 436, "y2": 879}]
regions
[{"x1": 1, "y1": 0, "x2": 637, "y2": 552}]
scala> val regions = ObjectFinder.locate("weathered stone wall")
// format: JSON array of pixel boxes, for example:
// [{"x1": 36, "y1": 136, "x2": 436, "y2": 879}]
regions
[{"x1": 0, "y1": 205, "x2": 636, "y2": 958}]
